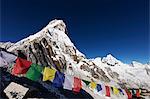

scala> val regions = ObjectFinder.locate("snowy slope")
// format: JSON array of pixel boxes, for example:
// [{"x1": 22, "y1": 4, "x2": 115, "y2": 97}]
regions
[
  {"x1": 0, "y1": 42, "x2": 14, "y2": 49},
  {"x1": 93, "y1": 56, "x2": 150, "y2": 89},
  {"x1": 2, "y1": 19, "x2": 150, "y2": 99}
]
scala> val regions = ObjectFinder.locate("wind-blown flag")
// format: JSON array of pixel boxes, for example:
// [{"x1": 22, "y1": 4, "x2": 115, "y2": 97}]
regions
[
  {"x1": 125, "y1": 89, "x2": 132, "y2": 99},
  {"x1": 52, "y1": 71, "x2": 65, "y2": 88},
  {"x1": 0, "y1": 51, "x2": 17, "y2": 67},
  {"x1": 118, "y1": 88, "x2": 124, "y2": 95},
  {"x1": 73, "y1": 77, "x2": 82, "y2": 92},
  {"x1": 90, "y1": 81, "x2": 96, "y2": 90},
  {"x1": 132, "y1": 89, "x2": 136, "y2": 96},
  {"x1": 113, "y1": 86, "x2": 119, "y2": 95},
  {"x1": 43, "y1": 66, "x2": 56, "y2": 81},
  {"x1": 82, "y1": 80, "x2": 90, "y2": 86},
  {"x1": 63, "y1": 74, "x2": 74, "y2": 90},
  {"x1": 12, "y1": 58, "x2": 32, "y2": 75},
  {"x1": 96, "y1": 84, "x2": 102, "y2": 92},
  {"x1": 136, "y1": 89, "x2": 141, "y2": 97},
  {"x1": 0, "y1": 57, "x2": 8, "y2": 67},
  {"x1": 4, "y1": 82, "x2": 29, "y2": 99},
  {"x1": 105, "y1": 85, "x2": 110, "y2": 97},
  {"x1": 26, "y1": 64, "x2": 43, "y2": 81}
]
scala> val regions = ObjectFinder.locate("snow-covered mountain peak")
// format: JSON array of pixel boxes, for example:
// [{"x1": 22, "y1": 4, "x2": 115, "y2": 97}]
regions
[
  {"x1": 7, "y1": 20, "x2": 67, "y2": 51},
  {"x1": 105, "y1": 54, "x2": 116, "y2": 60},
  {"x1": 102, "y1": 54, "x2": 123, "y2": 66},
  {"x1": 46, "y1": 19, "x2": 67, "y2": 33},
  {"x1": 131, "y1": 61, "x2": 143, "y2": 67}
]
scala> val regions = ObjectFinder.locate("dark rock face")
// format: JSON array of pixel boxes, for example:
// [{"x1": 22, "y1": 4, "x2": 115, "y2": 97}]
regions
[
  {"x1": 0, "y1": 67, "x2": 93, "y2": 99},
  {"x1": 79, "y1": 62, "x2": 111, "y2": 82},
  {"x1": 105, "y1": 67, "x2": 119, "y2": 80}
]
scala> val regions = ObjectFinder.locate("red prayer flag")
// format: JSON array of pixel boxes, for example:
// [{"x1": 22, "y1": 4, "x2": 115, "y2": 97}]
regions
[
  {"x1": 125, "y1": 89, "x2": 132, "y2": 99},
  {"x1": 12, "y1": 57, "x2": 32, "y2": 75},
  {"x1": 105, "y1": 86, "x2": 110, "y2": 97},
  {"x1": 136, "y1": 89, "x2": 140, "y2": 97},
  {"x1": 73, "y1": 77, "x2": 82, "y2": 92}
]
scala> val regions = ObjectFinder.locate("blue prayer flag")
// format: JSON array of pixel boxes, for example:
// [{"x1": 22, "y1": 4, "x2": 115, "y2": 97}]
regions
[
  {"x1": 96, "y1": 84, "x2": 102, "y2": 92},
  {"x1": 119, "y1": 88, "x2": 124, "y2": 95},
  {"x1": 52, "y1": 71, "x2": 65, "y2": 87}
]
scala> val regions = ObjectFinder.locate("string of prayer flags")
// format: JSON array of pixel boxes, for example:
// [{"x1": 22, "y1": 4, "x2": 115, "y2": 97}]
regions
[
  {"x1": 105, "y1": 85, "x2": 111, "y2": 97},
  {"x1": 63, "y1": 74, "x2": 74, "y2": 90},
  {"x1": 26, "y1": 64, "x2": 43, "y2": 81},
  {"x1": 96, "y1": 84, "x2": 102, "y2": 92},
  {"x1": 90, "y1": 81, "x2": 96, "y2": 90},
  {"x1": 43, "y1": 66, "x2": 56, "y2": 81},
  {"x1": 5, "y1": 56, "x2": 144, "y2": 99},
  {"x1": 52, "y1": 71, "x2": 65, "y2": 88},
  {"x1": 12, "y1": 58, "x2": 32, "y2": 75},
  {"x1": 73, "y1": 77, "x2": 82, "y2": 92}
]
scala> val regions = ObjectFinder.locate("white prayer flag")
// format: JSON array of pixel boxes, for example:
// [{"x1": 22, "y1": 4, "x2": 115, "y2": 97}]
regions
[
  {"x1": 0, "y1": 57, "x2": 8, "y2": 67},
  {"x1": 0, "y1": 51, "x2": 17, "y2": 63},
  {"x1": 63, "y1": 74, "x2": 74, "y2": 90},
  {"x1": 4, "y1": 82, "x2": 29, "y2": 99}
]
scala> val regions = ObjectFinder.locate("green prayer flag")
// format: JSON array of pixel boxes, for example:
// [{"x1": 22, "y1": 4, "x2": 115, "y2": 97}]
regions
[
  {"x1": 82, "y1": 79, "x2": 90, "y2": 86},
  {"x1": 26, "y1": 64, "x2": 43, "y2": 81}
]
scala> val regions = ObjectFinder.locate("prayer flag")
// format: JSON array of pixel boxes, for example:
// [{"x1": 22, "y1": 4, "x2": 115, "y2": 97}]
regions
[
  {"x1": 82, "y1": 80, "x2": 90, "y2": 86},
  {"x1": 12, "y1": 58, "x2": 32, "y2": 75},
  {"x1": 63, "y1": 75, "x2": 74, "y2": 90},
  {"x1": 125, "y1": 89, "x2": 132, "y2": 99},
  {"x1": 43, "y1": 66, "x2": 56, "y2": 81},
  {"x1": 136, "y1": 89, "x2": 141, "y2": 97},
  {"x1": 73, "y1": 77, "x2": 82, "y2": 92},
  {"x1": 4, "y1": 82, "x2": 29, "y2": 99},
  {"x1": 105, "y1": 85, "x2": 110, "y2": 97},
  {"x1": 0, "y1": 51, "x2": 17, "y2": 64},
  {"x1": 90, "y1": 81, "x2": 96, "y2": 90},
  {"x1": 26, "y1": 64, "x2": 43, "y2": 81},
  {"x1": 52, "y1": 71, "x2": 65, "y2": 87},
  {"x1": 113, "y1": 86, "x2": 119, "y2": 95},
  {"x1": 0, "y1": 57, "x2": 8, "y2": 67},
  {"x1": 118, "y1": 88, "x2": 124, "y2": 95},
  {"x1": 97, "y1": 84, "x2": 102, "y2": 92}
]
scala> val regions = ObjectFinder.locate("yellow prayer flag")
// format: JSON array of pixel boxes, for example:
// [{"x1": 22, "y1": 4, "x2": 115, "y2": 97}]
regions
[
  {"x1": 113, "y1": 86, "x2": 119, "y2": 95},
  {"x1": 90, "y1": 81, "x2": 96, "y2": 90},
  {"x1": 43, "y1": 66, "x2": 56, "y2": 81}
]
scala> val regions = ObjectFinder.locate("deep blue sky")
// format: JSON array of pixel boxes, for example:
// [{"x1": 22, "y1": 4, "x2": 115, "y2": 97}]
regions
[{"x1": 1, "y1": 0, "x2": 149, "y2": 63}]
